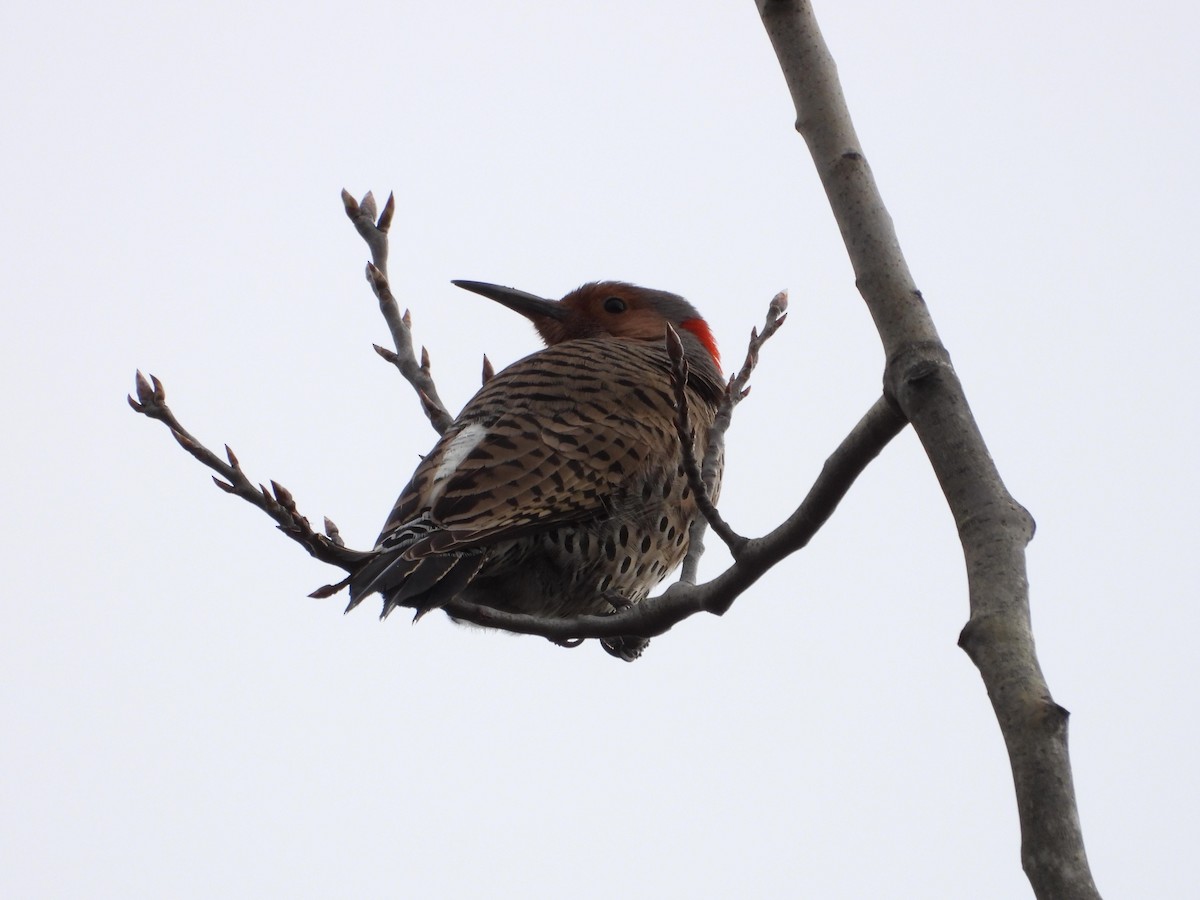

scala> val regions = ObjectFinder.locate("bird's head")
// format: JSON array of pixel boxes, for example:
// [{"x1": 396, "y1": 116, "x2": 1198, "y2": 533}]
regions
[{"x1": 452, "y1": 280, "x2": 721, "y2": 372}]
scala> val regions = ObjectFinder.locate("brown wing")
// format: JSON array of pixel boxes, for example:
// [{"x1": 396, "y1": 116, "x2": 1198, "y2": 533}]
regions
[{"x1": 376, "y1": 337, "x2": 687, "y2": 557}]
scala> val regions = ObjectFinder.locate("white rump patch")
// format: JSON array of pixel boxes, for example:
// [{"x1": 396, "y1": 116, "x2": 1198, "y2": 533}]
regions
[{"x1": 428, "y1": 422, "x2": 488, "y2": 503}]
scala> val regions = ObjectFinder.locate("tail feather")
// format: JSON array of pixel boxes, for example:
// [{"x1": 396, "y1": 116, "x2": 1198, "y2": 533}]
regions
[
  {"x1": 344, "y1": 551, "x2": 418, "y2": 613},
  {"x1": 379, "y1": 555, "x2": 460, "y2": 619},
  {"x1": 348, "y1": 547, "x2": 489, "y2": 621},
  {"x1": 405, "y1": 553, "x2": 488, "y2": 621}
]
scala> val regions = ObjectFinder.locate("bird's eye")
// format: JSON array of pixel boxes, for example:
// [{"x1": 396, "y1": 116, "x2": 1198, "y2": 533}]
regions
[{"x1": 603, "y1": 296, "x2": 627, "y2": 314}]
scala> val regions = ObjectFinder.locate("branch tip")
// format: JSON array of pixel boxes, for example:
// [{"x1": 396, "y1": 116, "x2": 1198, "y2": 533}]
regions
[
  {"x1": 132, "y1": 370, "x2": 165, "y2": 408},
  {"x1": 323, "y1": 516, "x2": 345, "y2": 547},
  {"x1": 270, "y1": 480, "x2": 294, "y2": 508},
  {"x1": 372, "y1": 344, "x2": 397, "y2": 364},
  {"x1": 378, "y1": 192, "x2": 396, "y2": 231},
  {"x1": 359, "y1": 191, "x2": 377, "y2": 220},
  {"x1": 664, "y1": 322, "x2": 685, "y2": 365}
]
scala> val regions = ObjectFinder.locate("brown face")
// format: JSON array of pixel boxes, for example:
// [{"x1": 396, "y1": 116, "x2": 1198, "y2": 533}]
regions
[
  {"x1": 539, "y1": 283, "x2": 675, "y2": 345},
  {"x1": 452, "y1": 279, "x2": 719, "y2": 369}
]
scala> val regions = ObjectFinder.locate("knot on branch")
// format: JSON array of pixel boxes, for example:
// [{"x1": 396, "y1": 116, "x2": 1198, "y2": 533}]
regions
[{"x1": 883, "y1": 341, "x2": 952, "y2": 406}]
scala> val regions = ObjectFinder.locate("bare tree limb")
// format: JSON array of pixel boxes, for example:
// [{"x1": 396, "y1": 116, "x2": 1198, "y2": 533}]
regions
[
  {"x1": 679, "y1": 291, "x2": 788, "y2": 584},
  {"x1": 342, "y1": 189, "x2": 453, "y2": 435},
  {"x1": 127, "y1": 371, "x2": 369, "y2": 578},
  {"x1": 439, "y1": 394, "x2": 905, "y2": 638},
  {"x1": 754, "y1": 2, "x2": 1100, "y2": 897},
  {"x1": 341, "y1": 189, "x2": 393, "y2": 275},
  {"x1": 665, "y1": 323, "x2": 748, "y2": 557}
]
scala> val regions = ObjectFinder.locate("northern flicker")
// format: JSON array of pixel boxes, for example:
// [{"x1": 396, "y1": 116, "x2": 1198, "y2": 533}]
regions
[{"x1": 346, "y1": 280, "x2": 724, "y2": 660}]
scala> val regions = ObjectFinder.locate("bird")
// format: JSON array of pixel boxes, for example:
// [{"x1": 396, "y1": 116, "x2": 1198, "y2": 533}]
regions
[{"x1": 346, "y1": 280, "x2": 724, "y2": 660}]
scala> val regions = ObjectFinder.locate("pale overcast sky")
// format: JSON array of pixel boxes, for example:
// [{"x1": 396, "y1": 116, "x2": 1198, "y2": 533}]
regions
[{"x1": 3, "y1": 2, "x2": 1196, "y2": 897}]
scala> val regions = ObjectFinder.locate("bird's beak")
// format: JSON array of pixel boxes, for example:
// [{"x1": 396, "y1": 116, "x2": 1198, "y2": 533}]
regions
[{"x1": 452, "y1": 280, "x2": 569, "y2": 322}]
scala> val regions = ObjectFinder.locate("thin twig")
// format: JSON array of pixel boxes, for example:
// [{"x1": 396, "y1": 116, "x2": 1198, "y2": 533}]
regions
[
  {"x1": 340, "y1": 189, "x2": 393, "y2": 275},
  {"x1": 665, "y1": 324, "x2": 747, "y2": 556},
  {"x1": 342, "y1": 189, "x2": 453, "y2": 435},
  {"x1": 127, "y1": 371, "x2": 370, "y2": 579},
  {"x1": 724, "y1": 290, "x2": 789, "y2": 411},
  {"x1": 679, "y1": 291, "x2": 788, "y2": 583}
]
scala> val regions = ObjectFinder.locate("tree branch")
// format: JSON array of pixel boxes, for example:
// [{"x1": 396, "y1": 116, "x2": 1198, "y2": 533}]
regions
[
  {"x1": 755, "y1": 2, "x2": 1100, "y2": 897},
  {"x1": 679, "y1": 290, "x2": 788, "y2": 583},
  {"x1": 342, "y1": 189, "x2": 453, "y2": 435},
  {"x1": 127, "y1": 371, "x2": 369, "y2": 579},
  {"x1": 440, "y1": 393, "x2": 905, "y2": 639},
  {"x1": 665, "y1": 323, "x2": 747, "y2": 557},
  {"x1": 341, "y1": 188, "x2": 394, "y2": 275}
]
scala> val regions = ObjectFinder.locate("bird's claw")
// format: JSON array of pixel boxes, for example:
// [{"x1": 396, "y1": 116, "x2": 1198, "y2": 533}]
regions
[{"x1": 603, "y1": 591, "x2": 634, "y2": 613}]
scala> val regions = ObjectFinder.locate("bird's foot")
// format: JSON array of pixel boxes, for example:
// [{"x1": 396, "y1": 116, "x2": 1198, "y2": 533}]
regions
[
  {"x1": 598, "y1": 592, "x2": 647, "y2": 661},
  {"x1": 601, "y1": 635, "x2": 649, "y2": 662},
  {"x1": 602, "y1": 591, "x2": 634, "y2": 613}
]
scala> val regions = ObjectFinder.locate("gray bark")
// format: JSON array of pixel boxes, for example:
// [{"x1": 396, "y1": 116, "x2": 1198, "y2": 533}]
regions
[{"x1": 754, "y1": 2, "x2": 1101, "y2": 897}]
